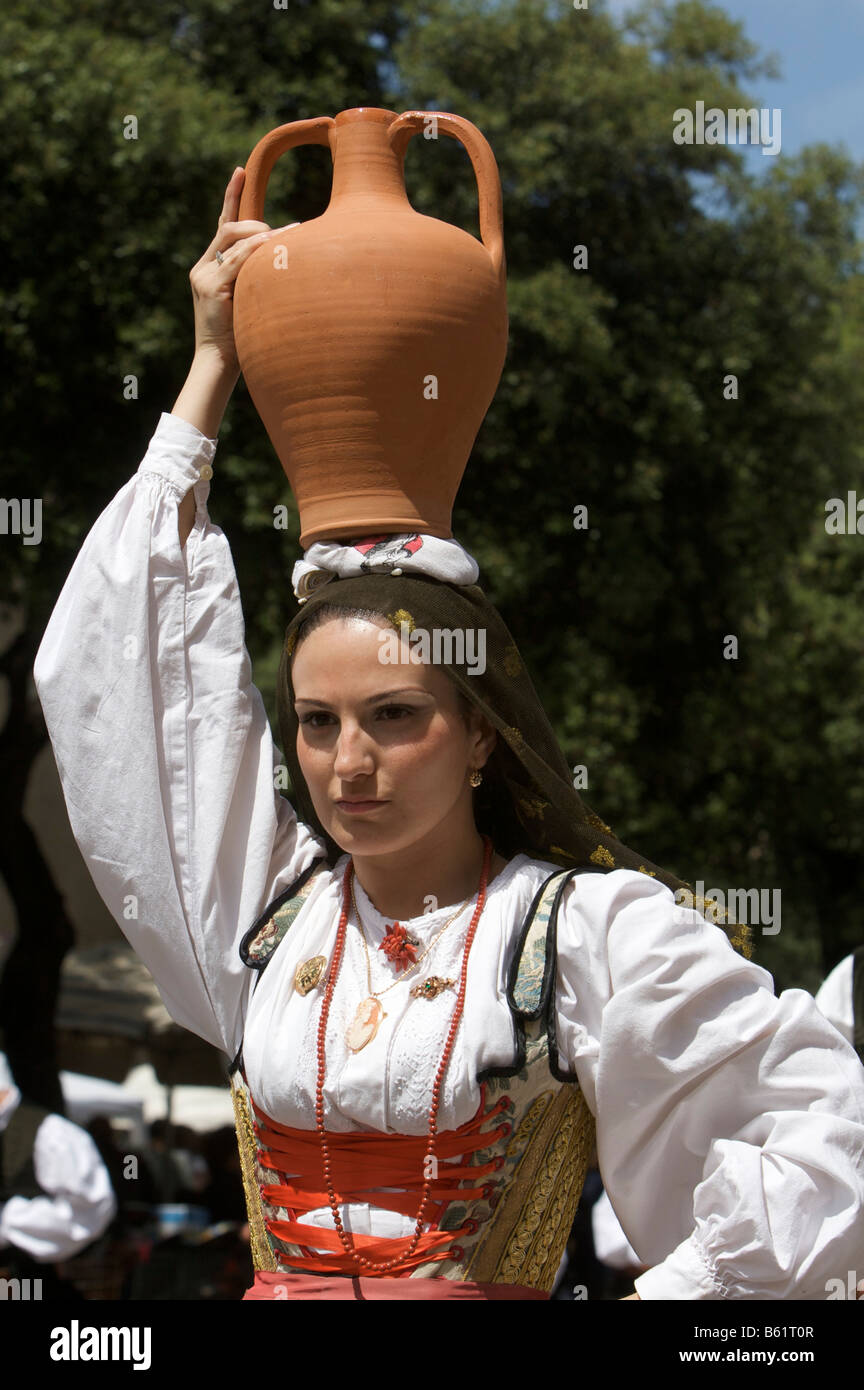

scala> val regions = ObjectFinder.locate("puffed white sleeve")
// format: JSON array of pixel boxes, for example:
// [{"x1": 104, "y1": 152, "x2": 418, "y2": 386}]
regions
[
  {"x1": 591, "y1": 1187, "x2": 643, "y2": 1271},
  {"x1": 32, "y1": 412, "x2": 326, "y2": 1059},
  {"x1": 814, "y1": 953, "x2": 854, "y2": 1047},
  {"x1": 0, "y1": 1115, "x2": 117, "y2": 1261},
  {"x1": 554, "y1": 869, "x2": 864, "y2": 1300}
]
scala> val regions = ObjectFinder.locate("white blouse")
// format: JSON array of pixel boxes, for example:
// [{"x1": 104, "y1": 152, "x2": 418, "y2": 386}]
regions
[
  {"x1": 32, "y1": 412, "x2": 864, "y2": 1300},
  {"x1": 815, "y1": 953, "x2": 855, "y2": 1047},
  {"x1": 0, "y1": 1085, "x2": 117, "y2": 1261}
]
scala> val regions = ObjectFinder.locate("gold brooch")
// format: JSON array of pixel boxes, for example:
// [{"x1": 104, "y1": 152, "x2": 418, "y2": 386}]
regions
[
  {"x1": 409, "y1": 976, "x2": 455, "y2": 1000},
  {"x1": 294, "y1": 955, "x2": 327, "y2": 995}
]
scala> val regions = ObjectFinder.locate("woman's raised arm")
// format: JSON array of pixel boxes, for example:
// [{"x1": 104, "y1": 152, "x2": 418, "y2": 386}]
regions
[{"x1": 32, "y1": 171, "x2": 323, "y2": 1060}]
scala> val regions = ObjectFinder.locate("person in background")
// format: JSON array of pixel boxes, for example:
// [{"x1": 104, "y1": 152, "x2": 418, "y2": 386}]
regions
[
  {"x1": 0, "y1": 1052, "x2": 117, "y2": 1298},
  {"x1": 169, "y1": 1124, "x2": 211, "y2": 1201},
  {"x1": 142, "y1": 1119, "x2": 208, "y2": 1205},
  {"x1": 200, "y1": 1126, "x2": 247, "y2": 1225}
]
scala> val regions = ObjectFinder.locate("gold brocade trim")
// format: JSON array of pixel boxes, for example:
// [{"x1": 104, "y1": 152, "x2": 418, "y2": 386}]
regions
[
  {"x1": 589, "y1": 845, "x2": 616, "y2": 868},
  {"x1": 503, "y1": 645, "x2": 522, "y2": 677},
  {"x1": 464, "y1": 1085, "x2": 595, "y2": 1291},
  {"x1": 231, "y1": 1077, "x2": 277, "y2": 1273},
  {"x1": 386, "y1": 608, "x2": 415, "y2": 633},
  {"x1": 503, "y1": 723, "x2": 526, "y2": 748},
  {"x1": 676, "y1": 888, "x2": 753, "y2": 959}
]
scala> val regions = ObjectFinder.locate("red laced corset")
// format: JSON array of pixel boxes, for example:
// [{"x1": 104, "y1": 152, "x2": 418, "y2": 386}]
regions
[{"x1": 251, "y1": 1085, "x2": 513, "y2": 1276}]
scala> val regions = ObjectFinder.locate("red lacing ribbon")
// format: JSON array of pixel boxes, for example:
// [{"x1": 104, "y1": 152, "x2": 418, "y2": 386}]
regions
[{"x1": 251, "y1": 1087, "x2": 511, "y2": 1275}]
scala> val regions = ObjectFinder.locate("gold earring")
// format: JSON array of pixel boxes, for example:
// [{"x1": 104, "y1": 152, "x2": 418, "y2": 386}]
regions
[{"x1": 469, "y1": 769, "x2": 482, "y2": 787}]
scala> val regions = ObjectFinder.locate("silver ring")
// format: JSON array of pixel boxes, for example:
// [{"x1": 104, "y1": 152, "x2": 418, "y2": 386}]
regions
[{"x1": 214, "y1": 249, "x2": 224, "y2": 265}]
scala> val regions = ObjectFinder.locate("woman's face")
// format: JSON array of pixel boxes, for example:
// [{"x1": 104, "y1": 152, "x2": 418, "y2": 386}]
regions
[{"x1": 292, "y1": 615, "x2": 494, "y2": 857}]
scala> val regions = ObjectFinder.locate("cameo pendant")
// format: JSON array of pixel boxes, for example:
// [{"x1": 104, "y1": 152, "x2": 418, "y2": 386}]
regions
[{"x1": 345, "y1": 997, "x2": 386, "y2": 1053}]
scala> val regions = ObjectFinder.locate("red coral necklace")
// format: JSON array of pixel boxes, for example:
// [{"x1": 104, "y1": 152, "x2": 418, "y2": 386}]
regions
[
  {"x1": 344, "y1": 877, "x2": 474, "y2": 1052},
  {"x1": 315, "y1": 834, "x2": 493, "y2": 1274},
  {"x1": 379, "y1": 921, "x2": 420, "y2": 970}
]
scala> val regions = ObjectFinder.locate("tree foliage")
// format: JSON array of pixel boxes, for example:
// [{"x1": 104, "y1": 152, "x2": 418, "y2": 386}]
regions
[{"x1": 2, "y1": 0, "x2": 863, "y2": 1041}]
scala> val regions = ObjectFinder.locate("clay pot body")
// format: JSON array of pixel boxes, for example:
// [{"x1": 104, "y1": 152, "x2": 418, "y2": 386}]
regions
[{"x1": 234, "y1": 107, "x2": 507, "y2": 548}]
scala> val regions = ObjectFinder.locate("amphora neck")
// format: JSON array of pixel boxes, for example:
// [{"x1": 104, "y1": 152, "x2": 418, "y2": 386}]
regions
[{"x1": 329, "y1": 107, "x2": 410, "y2": 206}]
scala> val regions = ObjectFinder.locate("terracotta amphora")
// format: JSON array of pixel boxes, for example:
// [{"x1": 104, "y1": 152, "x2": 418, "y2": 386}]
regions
[{"x1": 234, "y1": 107, "x2": 507, "y2": 548}]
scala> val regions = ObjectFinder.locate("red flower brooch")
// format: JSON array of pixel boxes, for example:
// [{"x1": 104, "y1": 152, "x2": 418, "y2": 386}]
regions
[{"x1": 379, "y1": 923, "x2": 419, "y2": 971}]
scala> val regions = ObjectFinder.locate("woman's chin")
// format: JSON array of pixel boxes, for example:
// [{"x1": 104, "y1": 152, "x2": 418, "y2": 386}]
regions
[
  {"x1": 325, "y1": 809, "x2": 398, "y2": 847},
  {"x1": 324, "y1": 810, "x2": 433, "y2": 860}
]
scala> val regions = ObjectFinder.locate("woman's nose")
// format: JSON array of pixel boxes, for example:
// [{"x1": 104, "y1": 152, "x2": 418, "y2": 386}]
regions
[{"x1": 333, "y1": 723, "x2": 374, "y2": 777}]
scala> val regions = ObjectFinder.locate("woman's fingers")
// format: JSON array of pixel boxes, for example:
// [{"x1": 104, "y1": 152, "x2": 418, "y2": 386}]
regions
[
  {"x1": 216, "y1": 229, "x2": 275, "y2": 278},
  {"x1": 193, "y1": 223, "x2": 301, "y2": 297},
  {"x1": 211, "y1": 221, "x2": 301, "y2": 270},
  {"x1": 226, "y1": 223, "x2": 301, "y2": 269},
  {"x1": 218, "y1": 167, "x2": 245, "y2": 230},
  {"x1": 213, "y1": 219, "x2": 275, "y2": 253},
  {"x1": 207, "y1": 166, "x2": 302, "y2": 264},
  {"x1": 194, "y1": 218, "x2": 270, "y2": 275},
  {"x1": 200, "y1": 219, "x2": 270, "y2": 268}
]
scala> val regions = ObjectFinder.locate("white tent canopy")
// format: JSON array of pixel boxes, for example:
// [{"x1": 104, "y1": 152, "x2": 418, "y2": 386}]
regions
[
  {"x1": 56, "y1": 942, "x2": 230, "y2": 1087},
  {"x1": 122, "y1": 1063, "x2": 235, "y2": 1133},
  {"x1": 61, "y1": 1069, "x2": 147, "y2": 1149}
]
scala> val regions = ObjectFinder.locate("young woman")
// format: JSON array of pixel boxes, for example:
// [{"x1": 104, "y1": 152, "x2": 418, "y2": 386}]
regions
[{"x1": 33, "y1": 169, "x2": 864, "y2": 1301}]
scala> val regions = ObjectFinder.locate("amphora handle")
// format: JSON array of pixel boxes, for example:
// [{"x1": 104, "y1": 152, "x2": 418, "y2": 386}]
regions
[
  {"x1": 237, "y1": 116, "x2": 335, "y2": 222},
  {"x1": 387, "y1": 111, "x2": 505, "y2": 282}
]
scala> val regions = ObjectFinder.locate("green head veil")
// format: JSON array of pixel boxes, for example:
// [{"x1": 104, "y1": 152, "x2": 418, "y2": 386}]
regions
[{"x1": 276, "y1": 573, "x2": 751, "y2": 958}]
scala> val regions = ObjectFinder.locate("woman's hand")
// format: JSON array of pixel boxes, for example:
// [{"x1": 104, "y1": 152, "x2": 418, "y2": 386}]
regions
[
  {"x1": 171, "y1": 168, "x2": 300, "y2": 450},
  {"x1": 188, "y1": 166, "x2": 299, "y2": 374}
]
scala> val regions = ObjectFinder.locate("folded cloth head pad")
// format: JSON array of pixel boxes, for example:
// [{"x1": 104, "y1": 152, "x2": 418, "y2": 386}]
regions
[{"x1": 292, "y1": 533, "x2": 480, "y2": 599}]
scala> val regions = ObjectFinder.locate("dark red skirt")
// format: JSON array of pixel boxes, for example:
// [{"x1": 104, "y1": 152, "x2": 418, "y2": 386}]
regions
[{"x1": 243, "y1": 1270, "x2": 549, "y2": 1300}]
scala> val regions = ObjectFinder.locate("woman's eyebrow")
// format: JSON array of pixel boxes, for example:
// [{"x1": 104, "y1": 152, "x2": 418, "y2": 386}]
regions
[{"x1": 294, "y1": 689, "x2": 434, "y2": 708}]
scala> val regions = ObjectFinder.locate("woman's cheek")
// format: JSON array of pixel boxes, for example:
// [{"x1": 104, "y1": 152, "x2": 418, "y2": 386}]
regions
[
  {"x1": 401, "y1": 730, "x2": 465, "y2": 793},
  {"x1": 297, "y1": 744, "x2": 328, "y2": 797}
]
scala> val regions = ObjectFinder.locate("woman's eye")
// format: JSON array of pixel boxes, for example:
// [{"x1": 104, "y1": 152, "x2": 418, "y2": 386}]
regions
[
  {"x1": 298, "y1": 705, "x2": 415, "y2": 727},
  {"x1": 376, "y1": 705, "x2": 414, "y2": 720}
]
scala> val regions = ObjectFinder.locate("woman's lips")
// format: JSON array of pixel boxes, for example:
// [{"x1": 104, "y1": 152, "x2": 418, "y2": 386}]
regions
[{"x1": 335, "y1": 799, "x2": 388, "y2": 814}]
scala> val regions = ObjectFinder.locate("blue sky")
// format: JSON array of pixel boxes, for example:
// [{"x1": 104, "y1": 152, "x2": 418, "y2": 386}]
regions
[{"x1": 605, "y1": 0, "x2": 864, "y2": 167}]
